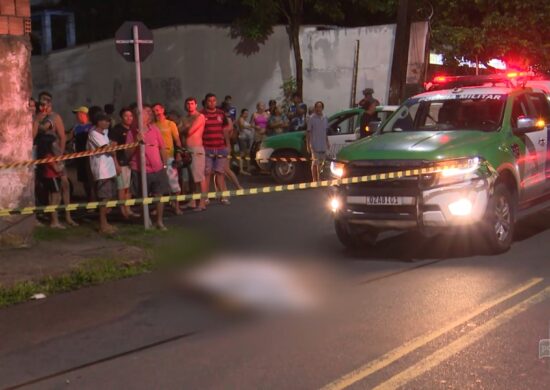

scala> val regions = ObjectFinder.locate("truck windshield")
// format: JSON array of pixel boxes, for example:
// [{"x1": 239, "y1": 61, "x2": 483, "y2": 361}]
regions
[{"x1": 382, "y1": 94, "x2": 507, "y2": 133}]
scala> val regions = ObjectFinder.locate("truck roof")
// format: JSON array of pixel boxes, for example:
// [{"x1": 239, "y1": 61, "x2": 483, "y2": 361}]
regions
[{"x1": 415, "y1": 85, "x2": 514, "y2": 99}]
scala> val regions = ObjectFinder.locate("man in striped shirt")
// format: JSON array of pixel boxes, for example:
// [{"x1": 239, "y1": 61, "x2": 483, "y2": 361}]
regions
[{"x1": 201, "y1": 93, "x2": 231, "y2": 204}]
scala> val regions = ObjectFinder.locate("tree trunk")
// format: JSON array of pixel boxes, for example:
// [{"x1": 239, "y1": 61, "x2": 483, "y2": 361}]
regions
[
  {"x1": 289, "y1": 24, "x2": 303, "y2": 99},
  {"x1": 0, "y1": 33, "x2": 35, "y2": 247}
]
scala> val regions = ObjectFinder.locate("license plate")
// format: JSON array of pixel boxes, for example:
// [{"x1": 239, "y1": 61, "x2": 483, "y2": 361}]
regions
[
  {"x1": 367, "y1": 196, "x2": 401, "y2": 205},
  {"x1": 347, "y1": 196, "x2": 415, "y2": 206}
]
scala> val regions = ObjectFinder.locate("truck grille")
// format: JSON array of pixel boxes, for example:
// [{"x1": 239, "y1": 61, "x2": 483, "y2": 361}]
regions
[{"x1": 342, "y1": 160, "x2": 429, "y2": 219}]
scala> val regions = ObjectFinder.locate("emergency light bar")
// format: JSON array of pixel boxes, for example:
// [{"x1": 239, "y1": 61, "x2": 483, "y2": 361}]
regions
[{"x1": 424, "y1": 72, "x2": 537, "y2": 92}]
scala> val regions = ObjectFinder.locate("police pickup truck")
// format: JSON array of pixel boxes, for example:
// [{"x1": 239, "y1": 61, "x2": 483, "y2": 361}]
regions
[{"x1": 330, "y1": 74, "x2": 550, "y2": 253}]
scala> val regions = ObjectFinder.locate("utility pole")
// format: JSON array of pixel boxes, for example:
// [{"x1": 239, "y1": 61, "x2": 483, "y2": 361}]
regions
[
  {"x1": 389, "y1": 0, "x2": 413, "y2": 105},
  {"x1": 0, "y1": 0, "x2": 34, "y2": 247}
]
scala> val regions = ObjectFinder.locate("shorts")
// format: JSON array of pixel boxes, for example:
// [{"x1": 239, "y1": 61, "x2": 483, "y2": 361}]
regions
[
  {"x1": 205, "y1": 148, "x2": 228, "y2": 175},
  {"x1": 189, "y1": 146, "x2": 205, "y2": 183},
  {"x1": 116, "y1": 166, "x2": 131, "y2": 190},
  {"x1": 166, "y1": 158, "x2": 181, "y2": 193},
  {"x1": 96, "y1": 177, "x2": 117, "y2": 201},
  {"x1": 131, "y1": 169, "x2": 170, "y2": 197},
  {"x1": 311, "y1": 151, "x2": 327, "y2": 166},
  {"x1": 42, "y1": 177, "x2": 61, "y2": 193}
]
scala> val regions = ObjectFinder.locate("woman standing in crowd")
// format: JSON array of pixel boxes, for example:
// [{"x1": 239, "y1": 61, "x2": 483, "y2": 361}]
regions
[
  {"x1": 237, "y1": 108, "x2": 254, "y2": 175},
  {"x1": 251, "y1": 101, "x2": 269, "y2": 144},
  {"x1": 221, "y1": 104, "x2": 243, "y2": 191},
  {"x1": 268, "y1": 105, "x2": 289, "y2": 135},
  {"x1": 267, "y1": 99, "x2": 277, "y2": 115}
]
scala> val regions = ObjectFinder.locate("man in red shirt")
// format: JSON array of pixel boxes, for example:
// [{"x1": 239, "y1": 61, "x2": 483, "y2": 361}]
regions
[{"x1": 201, "y1": 93, "x2": 231, "y2": 205}]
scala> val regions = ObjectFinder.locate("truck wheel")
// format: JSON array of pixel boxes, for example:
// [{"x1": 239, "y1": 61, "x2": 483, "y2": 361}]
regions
[
  {"x1": 483, "y1": 183, "x2": 515, "y2": 253},
  {"x1": 335, "y1": 219, "x2": 377, "y2": 249},
  {"x1": 271, "y1": 152, "x2": 308, "y2": 184}
]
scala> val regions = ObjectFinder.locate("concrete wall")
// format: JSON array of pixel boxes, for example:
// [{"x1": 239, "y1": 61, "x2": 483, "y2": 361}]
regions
[{"x1": 31, "y1": 24, "x2": 395, "y2": 122}]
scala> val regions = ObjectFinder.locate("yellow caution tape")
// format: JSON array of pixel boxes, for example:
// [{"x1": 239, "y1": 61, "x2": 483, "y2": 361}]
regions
[
  {"x1": 0, "y1": 164, "x2": 468, "y2": 216},
  {"x1": 0, "y1": 142, "x2": 142, "y2": 169}
]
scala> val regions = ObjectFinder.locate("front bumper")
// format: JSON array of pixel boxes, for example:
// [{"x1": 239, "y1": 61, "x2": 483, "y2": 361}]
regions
[
  {"x1": 333, "y1": 178, "x2": 491, "y2": 230},
  {"x1": 256, "y1": 147, "x2": 274, "y2": 171}
]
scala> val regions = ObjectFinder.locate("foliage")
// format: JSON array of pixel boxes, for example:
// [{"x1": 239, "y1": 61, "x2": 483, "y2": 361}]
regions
[
  {"x1": 430, "y1": 0, "x2": 550, "y2": 74},
  {"x1": 279, "y1": 77, "x2": 297, "y2": 111},
  {"x1": 220, "y1": 0, "x2": 396, "y2": 96}
]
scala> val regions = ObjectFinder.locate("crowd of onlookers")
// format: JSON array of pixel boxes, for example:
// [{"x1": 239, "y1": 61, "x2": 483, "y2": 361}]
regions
[{"x1": 30, "y1": 91, "x2": 328, "y2": 234}]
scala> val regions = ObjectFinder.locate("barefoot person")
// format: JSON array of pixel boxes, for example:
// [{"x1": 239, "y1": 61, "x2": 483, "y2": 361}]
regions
[
  {"x1": 32, "y1": 91, "x2": 78, "y2": 226},
  {"x1": 184, "y1": 97, "x2": 207, "y2": 210},
  {"x1": 35, "y1": 131, "x2": 65, "y2": 229}
]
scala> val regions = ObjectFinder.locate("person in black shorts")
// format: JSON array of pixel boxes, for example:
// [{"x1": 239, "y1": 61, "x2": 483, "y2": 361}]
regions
[{"x1": 35, "y1": 133, "x2": 65, "y2": 229}]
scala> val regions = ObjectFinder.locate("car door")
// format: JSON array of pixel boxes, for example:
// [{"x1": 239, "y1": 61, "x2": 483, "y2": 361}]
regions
[
  {"x1": 527, "y1": 92, "x2": 550, "y2": 191},
  {"x1": 326, "y1": 111, "x2": 362, "y2": 159},
  {"x1": 512, "y1": 93, "x2": 547, "y2": 201}
]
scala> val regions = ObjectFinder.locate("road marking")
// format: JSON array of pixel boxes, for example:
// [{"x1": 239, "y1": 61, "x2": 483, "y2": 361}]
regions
[
  {"x1": 374, "y1": 285, "x2": 550, "y2": 389},
  {"x1": 321, "y1": 278, "x2": 543, "y2": 390}
]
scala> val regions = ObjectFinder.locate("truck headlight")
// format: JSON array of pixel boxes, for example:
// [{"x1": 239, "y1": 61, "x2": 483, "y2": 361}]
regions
[
  {"x1": 330, "y1": 161, "x2": 346, "y2": 178},
  {"x1": 431, "y1": 157, "x2": 483, "y2": 187}
]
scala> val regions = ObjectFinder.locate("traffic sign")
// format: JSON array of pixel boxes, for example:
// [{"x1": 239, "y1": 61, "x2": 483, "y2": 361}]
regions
[{"x1": 115, "y1": 21, "x2": 154, "y2": 62}]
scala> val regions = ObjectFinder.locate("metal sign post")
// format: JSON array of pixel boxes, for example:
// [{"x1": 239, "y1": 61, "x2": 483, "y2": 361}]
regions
[
  {"x1": 115, "y1": 21, "x2": 154, "y2": 229},
  {"x1": 132, "y1": 25, "x2": 151, "y2": 229}
]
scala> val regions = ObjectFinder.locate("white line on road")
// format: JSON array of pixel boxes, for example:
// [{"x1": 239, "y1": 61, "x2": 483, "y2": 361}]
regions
[
  {"x1": 321, "y1": 278, "x2": 544, "y2": 390},
  {"x1": 374, "y1": 285, "x2": 550, "y2": 389}
]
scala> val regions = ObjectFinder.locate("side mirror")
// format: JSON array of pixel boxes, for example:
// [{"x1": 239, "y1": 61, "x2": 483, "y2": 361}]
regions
[{"x1": 514, "y1": 117, "x2": 545, "y2": 135}]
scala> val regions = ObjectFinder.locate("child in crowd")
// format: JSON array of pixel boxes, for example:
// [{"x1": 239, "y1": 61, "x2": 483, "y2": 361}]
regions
[{"x1": 87, "y1": 112, "x2": 121, "y2": 234}]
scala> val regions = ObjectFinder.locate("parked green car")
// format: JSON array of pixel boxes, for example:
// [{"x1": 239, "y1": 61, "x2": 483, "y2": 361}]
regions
[
  {"x1": 330, "y1": 75, "x2": 550, "y2": 253},
  {"x1": 255, "y1": 106, "x2": 397, "y2": 183}
]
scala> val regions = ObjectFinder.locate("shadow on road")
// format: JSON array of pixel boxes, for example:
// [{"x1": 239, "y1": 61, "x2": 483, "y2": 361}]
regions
[{"x1": 338, "y1": 209, "x2": 550, "y2": 262}]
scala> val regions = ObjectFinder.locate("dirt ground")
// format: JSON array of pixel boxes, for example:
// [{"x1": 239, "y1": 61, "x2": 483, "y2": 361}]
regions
[{"x1": 0, "y1": 227, "x2": 146, "y2": 288}]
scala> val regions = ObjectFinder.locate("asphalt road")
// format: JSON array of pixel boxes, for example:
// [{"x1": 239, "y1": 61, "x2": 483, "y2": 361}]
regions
[{"x1": 1, "y1": 174, "x2": 550, "y2": 389}]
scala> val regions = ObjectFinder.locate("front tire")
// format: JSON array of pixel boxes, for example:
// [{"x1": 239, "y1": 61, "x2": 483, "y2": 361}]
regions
[
  {"x1": 482, "y1": 183, "x2": 515, "y2": 254},
  {"x1": 271, "y1": 151, "x2": 308, "y2": 184}
]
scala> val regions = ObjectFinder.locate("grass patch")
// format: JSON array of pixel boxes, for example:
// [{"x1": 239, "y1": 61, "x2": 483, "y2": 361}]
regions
[
  {"x1": 0, "y1": 258, "x2": 152, "y2": 308},
  {"x1": 0, "y1": 224, "x2": 210, "y2": 309}
]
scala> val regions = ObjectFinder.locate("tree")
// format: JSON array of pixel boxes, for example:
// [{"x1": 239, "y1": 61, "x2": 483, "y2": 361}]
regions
[
  {"x1": 221, "y1": 0, "x2": 395, "y2": 98},
  {"x1": 430, "y1": 0, "x2": 550, "y2": 74},
  {"x1": 0, "y1": 1, "x2": 34, "y2": 247}
]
